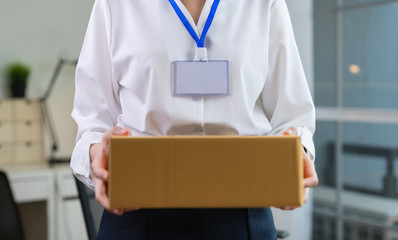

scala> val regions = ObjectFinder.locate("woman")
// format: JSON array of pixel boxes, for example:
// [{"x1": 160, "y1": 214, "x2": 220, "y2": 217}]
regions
[{"x1": 71, "y1": 0, "x2": 318, "y2": 239}]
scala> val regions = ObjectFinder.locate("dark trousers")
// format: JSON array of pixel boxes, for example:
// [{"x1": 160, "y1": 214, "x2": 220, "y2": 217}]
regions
[{"x1": 97, "y1": 208, "x2": 277, "y2": 240}]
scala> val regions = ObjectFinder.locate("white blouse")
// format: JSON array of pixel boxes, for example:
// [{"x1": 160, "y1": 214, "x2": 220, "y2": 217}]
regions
[{"x1": 71, "y1": 0, "x2": 316, "y2": 188}]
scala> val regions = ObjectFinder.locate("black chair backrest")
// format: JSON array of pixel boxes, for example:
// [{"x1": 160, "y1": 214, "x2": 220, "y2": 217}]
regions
[
  {"x1": 74, "y1": 177, "x2": 103, "y2": 240},
  {"x1": 0, "y1": 170, "x2": 24, "y2": 240}
]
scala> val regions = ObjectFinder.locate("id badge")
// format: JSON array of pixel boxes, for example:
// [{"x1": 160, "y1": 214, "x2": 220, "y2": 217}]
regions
[{"x1": 172, "y1": 60, "x2": 229, "y2": 96}]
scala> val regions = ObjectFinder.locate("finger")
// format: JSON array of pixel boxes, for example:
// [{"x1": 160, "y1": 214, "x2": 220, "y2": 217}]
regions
[
  {"x1": 279, "y1": 187, "x2": 310, "y2": 210},
  {"x1": 283, "y1": 127, "x2": 297, "y2": 136},
  {"x1": 94, "y1": 178, "x2": 110, "y2": 210},
  {"x1": 303, "y1": 176, "x2": 318, "y2": 188},
  {"x1": 92, "y1": 166, "x2": 109, "y2": 181},
  {"x1": 102, "y1": 127, "x2": 131, "y2": 155},
  {"x1": 303, "y1": 153, "x2": 316, "y2": 176},
  {"x1": 101, "y1": 128, "x2": 117, "y2": 152},
  {"x1": 89, "y1": 143, "x2": 102, "y2": 163},
  {"x1": 124, "y1": 208, "x2": 140, "y2": 212},
  {"x1": 91, "y1": 157, "x2": 108, "y2": 174},
  {"x1": 94, "y1": 178, "x2": 125, "y2": 215},
  {"x1": 113, "y1": 127, "x2": 130, "y2": 136},
  {"x1": 302, "y1": 153, "x2": 319, "y2": 188},
  {"x1": 112, "y1": 209, "x2": 124, "y2": 215},
  {"x1": 279, "y1": 206, "x2": 297, "y2": 211}
]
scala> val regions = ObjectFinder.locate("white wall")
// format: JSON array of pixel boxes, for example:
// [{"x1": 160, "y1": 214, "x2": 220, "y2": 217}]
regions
[{"x1": 0, "y1": 0, "x2": 94, "y2": 158}]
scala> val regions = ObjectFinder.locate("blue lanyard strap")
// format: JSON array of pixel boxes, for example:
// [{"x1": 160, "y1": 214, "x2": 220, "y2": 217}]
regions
[{"x1": 169, "y1": 0, "x2": 220, "y2": 48}]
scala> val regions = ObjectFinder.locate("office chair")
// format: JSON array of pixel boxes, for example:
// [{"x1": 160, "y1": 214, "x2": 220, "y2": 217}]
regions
[
  {"x1": 0, "y1": 170, "x2": 24, "y2": 240},
  {"x1": 74, "y1": 177, "x2": 103, "y2": 240},
  {"x1": 277, "y1": 229, "x2": 289, "y2": 239}
]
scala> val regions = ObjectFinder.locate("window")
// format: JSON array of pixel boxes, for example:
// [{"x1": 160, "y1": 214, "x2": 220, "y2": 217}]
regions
[{"x1": 313, "y1": 0, "x2": 398, "y2": 239}]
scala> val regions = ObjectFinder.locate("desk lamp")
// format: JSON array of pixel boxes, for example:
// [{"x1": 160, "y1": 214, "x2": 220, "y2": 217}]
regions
[{"x1": 40, "y1": 57, "x2": 77, "y2": 164}]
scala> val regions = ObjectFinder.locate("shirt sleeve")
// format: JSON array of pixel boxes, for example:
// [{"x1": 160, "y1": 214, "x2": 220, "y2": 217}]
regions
[
  {"x1": 262, "y1": 0, "x2": 316, "y2": 161},
  {"x1": 70, "y1": 0, "x2": 120, "y2": 189}
]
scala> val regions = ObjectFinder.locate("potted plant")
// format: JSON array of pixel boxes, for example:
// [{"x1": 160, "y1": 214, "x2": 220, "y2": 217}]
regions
[{"x1": 7, "y1": 62, "x2": 30, "y2": 98}]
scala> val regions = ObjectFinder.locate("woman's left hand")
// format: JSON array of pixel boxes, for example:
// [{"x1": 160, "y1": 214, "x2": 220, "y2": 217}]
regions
[{"x1": 279, "y1": 128, "x2": 319, "y2": 211}]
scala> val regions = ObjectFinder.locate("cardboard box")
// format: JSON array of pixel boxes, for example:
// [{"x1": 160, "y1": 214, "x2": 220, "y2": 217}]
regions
[{"x1": 109, "y1": 136, "x2": 303, "y2": 209}]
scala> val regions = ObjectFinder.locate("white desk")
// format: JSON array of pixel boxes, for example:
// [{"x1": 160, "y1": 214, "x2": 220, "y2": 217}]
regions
[
  {"x1": 53, "y1": 165, "x2": 87, "y2": 240},
  {"x1": 0, "y1": 163, "x2": 55, "y2": 240},
  {"x1": 0, "y1": 163, "x2": 88, "y2": 240}
]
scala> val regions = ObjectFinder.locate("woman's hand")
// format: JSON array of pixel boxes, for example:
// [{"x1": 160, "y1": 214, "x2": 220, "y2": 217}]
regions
[
  {"x1": 90, "y1": 127, "x2": 136, "y2": 215},
  {"x1": 279, "y1": 128, "x2": 319, "y2": 211}
]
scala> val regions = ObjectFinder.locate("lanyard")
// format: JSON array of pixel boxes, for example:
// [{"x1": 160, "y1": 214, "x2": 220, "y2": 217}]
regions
[{"x1": 168, "y1": 0, "x2": 220, "y2": 48}]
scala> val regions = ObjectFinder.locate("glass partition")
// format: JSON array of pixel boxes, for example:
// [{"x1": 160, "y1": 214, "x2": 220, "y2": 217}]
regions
[{"x1": 313, "y1": 0, "x2": 398, "y2": 239}]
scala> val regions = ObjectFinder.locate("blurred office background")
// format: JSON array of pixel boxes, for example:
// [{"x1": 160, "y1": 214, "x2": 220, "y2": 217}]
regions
[
  {"x1": 1, "y1": 0, "x2": 398, "y2": 239},
  {"x1": 312, "y1": 0, "x2": 398, "y2": 240}
]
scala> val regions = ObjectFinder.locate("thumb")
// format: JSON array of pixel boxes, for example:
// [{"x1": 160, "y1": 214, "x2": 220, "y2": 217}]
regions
[
  {"x1": 283, "y1": 127, "x2": 297, "y2": 136},
  {"x1": 114, "y1": 127, "x2": 131, "y2": 136}
]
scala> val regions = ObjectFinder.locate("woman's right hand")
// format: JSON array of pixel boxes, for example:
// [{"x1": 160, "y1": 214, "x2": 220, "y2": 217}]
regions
[{"x1": 89, "y1": 127, "x2": 132, "y2": 215}]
